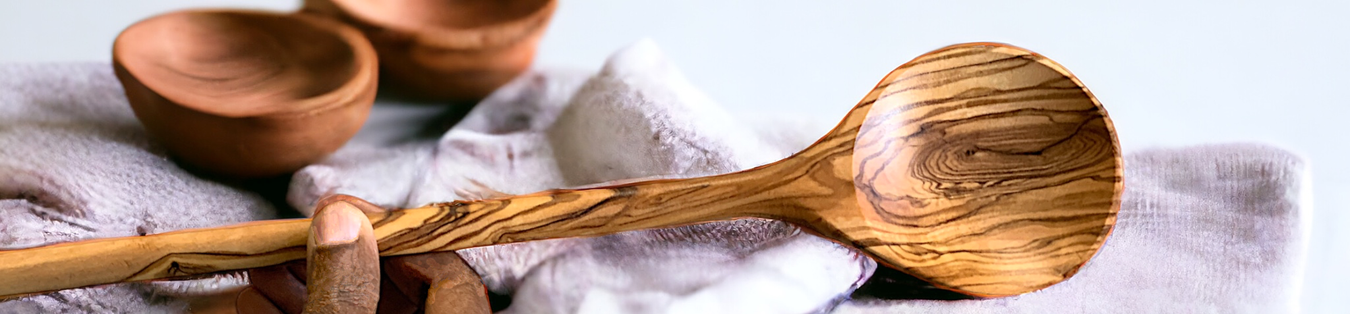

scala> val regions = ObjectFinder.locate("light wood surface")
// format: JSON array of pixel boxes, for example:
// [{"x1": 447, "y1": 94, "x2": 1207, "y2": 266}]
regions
[{"x1": 0, "y1": 42, "x2": 1122, "y2": 299}]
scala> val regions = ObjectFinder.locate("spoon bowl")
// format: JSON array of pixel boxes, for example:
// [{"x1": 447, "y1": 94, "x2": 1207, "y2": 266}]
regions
[{"x1": 841, "y1": 43, "x2": 1121, "y2": 296}]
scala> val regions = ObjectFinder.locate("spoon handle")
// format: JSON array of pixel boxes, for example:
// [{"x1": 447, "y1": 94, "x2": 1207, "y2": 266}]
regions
[
  {"x1": 0, "y1": 159, "x2": 850, "y2": 299},
  {"x1": 0, "y1": 218, "x2": 309, "y2": 299}
]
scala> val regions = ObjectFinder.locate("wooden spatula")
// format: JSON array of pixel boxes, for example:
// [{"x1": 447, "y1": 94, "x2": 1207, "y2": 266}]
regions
[{"x1": 0, "y1": 42, "x2": 1122, "y2": 299}]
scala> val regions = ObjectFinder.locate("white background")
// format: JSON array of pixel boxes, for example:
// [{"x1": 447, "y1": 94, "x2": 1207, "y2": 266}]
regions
[{"x1": 2, "y1": 1, "x2": 1346, "y2": 312}]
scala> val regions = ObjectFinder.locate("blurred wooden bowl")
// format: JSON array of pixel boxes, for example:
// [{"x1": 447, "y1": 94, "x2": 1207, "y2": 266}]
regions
[
  {"x1": 301, "y1": 0, "x2": 557, "y2": 101},
  {"x1": 113, "y1": 9, "x2": 379, "y2": 178}
]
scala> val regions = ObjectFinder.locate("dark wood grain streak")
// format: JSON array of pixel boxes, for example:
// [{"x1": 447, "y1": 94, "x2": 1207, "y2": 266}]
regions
[{"x1": 0, "y1": 42, "x2": 1121, "y2": 299}]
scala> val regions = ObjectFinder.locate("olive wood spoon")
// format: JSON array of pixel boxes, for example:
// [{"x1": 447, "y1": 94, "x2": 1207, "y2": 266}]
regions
[{"x1": 0, "y1": 42, "x2": 1122, "y2": 299}]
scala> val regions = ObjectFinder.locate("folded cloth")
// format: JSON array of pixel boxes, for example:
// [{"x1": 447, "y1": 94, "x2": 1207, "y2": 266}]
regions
[
  {"x1": 0, "y1": 63, "x2": 278, "y2": 313},
  {"x1": 834, "y1": 143, "x2": 1311, "y2": 313}
]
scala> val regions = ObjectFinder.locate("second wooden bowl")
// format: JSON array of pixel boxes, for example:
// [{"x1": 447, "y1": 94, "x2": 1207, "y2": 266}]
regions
[
  {"x1": 113, "y1": 9, "x2": 379, "y2": 178},
  {"x1": 302, "y1": 0, "x2": 558, "y2": 101}
]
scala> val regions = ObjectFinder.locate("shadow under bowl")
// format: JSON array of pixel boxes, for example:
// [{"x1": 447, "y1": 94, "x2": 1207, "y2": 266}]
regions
[{"x1": 113, "y1": 9, "x2": 379, "y2": 178}]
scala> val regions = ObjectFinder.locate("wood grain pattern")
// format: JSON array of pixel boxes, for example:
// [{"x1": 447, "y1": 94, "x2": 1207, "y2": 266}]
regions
[
  {"x1": 847, "y1": 43, "x2": 1122, "y2": 296},
  {"x1": 0, "y1": 42, "x2": 1122, "y2": 299}
]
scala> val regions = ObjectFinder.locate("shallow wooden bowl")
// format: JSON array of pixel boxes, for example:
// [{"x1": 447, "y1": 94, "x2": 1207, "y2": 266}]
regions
[
  {"x1": 113, "y1": 9, "x2": 379, "y2": 178},
  {"x1": 302, "y1": 0, "x2": 558, "y2": 101}
]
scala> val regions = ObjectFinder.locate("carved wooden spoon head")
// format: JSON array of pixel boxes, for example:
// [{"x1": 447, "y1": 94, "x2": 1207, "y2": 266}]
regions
[{"x1": 816, "y1": 43, "x2": 1122, "y2": 297}]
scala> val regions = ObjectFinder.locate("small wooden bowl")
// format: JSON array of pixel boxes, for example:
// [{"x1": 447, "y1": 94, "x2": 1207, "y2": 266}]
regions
[
  {"x1": 301, "y1": 0, "x2": 558, "y2": 101},
  {"x1": 113, "y1": 9, "x2": 379, "y2": 178}
]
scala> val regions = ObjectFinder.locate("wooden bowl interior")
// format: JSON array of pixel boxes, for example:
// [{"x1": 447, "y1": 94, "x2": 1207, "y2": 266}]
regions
[{"x1": 114, "y1": 10, "x2": 363, "y2": 117}]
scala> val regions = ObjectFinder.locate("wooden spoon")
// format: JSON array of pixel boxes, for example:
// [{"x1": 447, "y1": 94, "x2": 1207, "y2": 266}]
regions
[{"x1": 0, "y1": 42, "x2": 1122, "y2": 299}]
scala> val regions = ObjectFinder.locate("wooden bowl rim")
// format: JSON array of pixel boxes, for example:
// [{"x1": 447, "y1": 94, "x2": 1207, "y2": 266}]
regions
[
  {"x1": 321, "y1": 0, "x2": 558, "y2": 50},
  {"x1": 112, "y1": 9, "x2": 378, "y2": 118}
]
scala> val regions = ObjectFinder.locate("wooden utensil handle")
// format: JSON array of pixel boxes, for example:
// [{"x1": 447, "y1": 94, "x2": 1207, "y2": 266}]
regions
[
  {"x1": 0, "y1": 167, "x2": 819, "y2": 298},
  {"x1": 0, "y1": 218, "x2": 310, "y2": 299}
]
